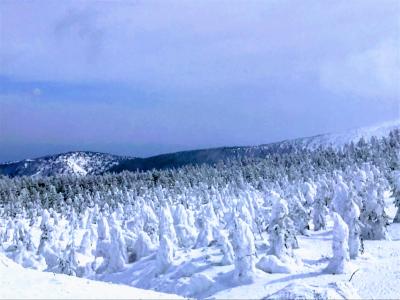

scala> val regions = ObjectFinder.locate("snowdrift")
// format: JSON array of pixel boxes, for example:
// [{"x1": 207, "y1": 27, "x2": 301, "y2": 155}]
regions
[{"x1": 0, "y1": 254, "x2": 182, "y2": 299}]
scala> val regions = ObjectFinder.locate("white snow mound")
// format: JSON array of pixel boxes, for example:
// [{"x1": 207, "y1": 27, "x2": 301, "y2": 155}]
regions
[{"x1": 256, "y1": 255, "x2": 296, "y2": 274}]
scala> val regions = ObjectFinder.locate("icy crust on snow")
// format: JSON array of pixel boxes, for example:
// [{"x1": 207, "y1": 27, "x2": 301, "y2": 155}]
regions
[
  {"x1": 0, "y1": 254, "x2": 182, "y2": 299},
  {"x1": 264, "y1": 282, "x2": 360, "y2": 300}
]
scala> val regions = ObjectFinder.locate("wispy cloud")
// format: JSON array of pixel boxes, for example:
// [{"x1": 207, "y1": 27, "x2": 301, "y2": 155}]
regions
[{"x1": 320, "y1": 39, "x2": 400, "y2": 99}]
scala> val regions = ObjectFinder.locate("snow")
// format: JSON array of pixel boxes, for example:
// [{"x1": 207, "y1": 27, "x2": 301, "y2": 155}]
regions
[
  {"x1": 208, "y1": 224, "x2": 400, "y2": 300},
  {"x1": 277, "y1": 119, "x2": 400, "y2": 150},
  {"x1": 0, "y1": 254, "x2": 182, "y2": 299},
  {"x1": 0, "y1": 151, "x2": 124, "y2": 177},
  {"x1": 1, "y1": 192, "x2": 399, "y2": 299},
  {"x1": 256, "y1": 255, "x2": 296, "y2": 274},
  {"x1": 265, "y1": 282, "x2": 360, "y2": 300},
  {"x1": 83, "y1": 219, "x2": 399, "y2": 299},
  {"x1": 0, "y1": 121, "x2": 398, "y2": 299},
  {"x1": 66, "y1": 156, "x2": 88, "y2": 176}
]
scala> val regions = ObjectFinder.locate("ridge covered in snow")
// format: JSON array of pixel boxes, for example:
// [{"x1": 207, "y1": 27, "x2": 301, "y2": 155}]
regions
[
  {"x1": 275, "y1": 119, "x2": 400, "y2": 151},
  {"x1": 1, "y1": 120, "x2": 398, "y2": 177}
]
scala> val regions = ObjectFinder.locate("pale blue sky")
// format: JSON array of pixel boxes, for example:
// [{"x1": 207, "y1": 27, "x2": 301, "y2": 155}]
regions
[{"x1": 0, "y1": 0, "x2": 399, "y2": 162}]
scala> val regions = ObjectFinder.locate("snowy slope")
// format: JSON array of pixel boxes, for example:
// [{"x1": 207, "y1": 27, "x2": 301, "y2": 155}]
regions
[
  {"x1": 275, "y1": 119, "x2": 400, "y2": 150},
  {"x1": 0, "y1": 254, "x2": 182, "y2": 299}
]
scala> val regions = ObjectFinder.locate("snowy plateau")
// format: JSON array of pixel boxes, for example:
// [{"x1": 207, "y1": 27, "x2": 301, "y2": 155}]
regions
[{"x1": 0, "y1": 120, "x2": 400, "y2": 299}]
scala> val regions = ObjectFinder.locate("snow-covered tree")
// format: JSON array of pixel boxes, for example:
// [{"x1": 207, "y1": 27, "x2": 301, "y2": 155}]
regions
[
  {"x1": 159, "y1": 205, "x2": 178, "y2": 245},
  {"x1": 155, "y1": 236, "x2": 175, "y2": 274},
  {"x1": 392, "y1": 171, "x2": 400, "y2": 223},
  {"x1": 312, "y1": 180, "x2": 329, "y2": 231},
  {"x1": 95, "y1": 216, "x2": 111, "y2": 274},
  {"x1": 173, "y1": 203, "x2": 196, "y2": 248},
  {"x1": 213, "y1": 228, "x2": 234, "y2": 265},
  {"x1": 331, "y1": 175, "x2": 350, "y2": 219},
  {"x1": 97, "y1": 216, "x2": 110, "y2": 241},
  {"x1": 57, "y1": 242, "x2": 78, "y2": 276},
  {"x1": 232, "y1": 218, "x2": 256, "y2": 283},
  {"x1": 133, "y1": 231, "x2": 155, "y2": 261},
  {"x1": 107, "y1": 225, "x2": 127, "y2": 272},
  {"x1": 360, "y1": 183, "x2": 389, "y2": 240},
  {"x1": 288, "y1": 192, "x2": 310, "y2": 235},
  {"x1": 346, "y1": 192, "x2": 362, "y2": 259},
  {"x1": 268, "y1": 197, "x2": 297, "y2": 259},
  {"x1": 325, "y1": 213, "x2": 351, "y2": 274},
  {"x1": 37, "y1": 210, "x2": 57, "y2": 262},
  {"x1": 194, "y1": 203, "x2": 217, "y2": 248},
  {"x1": 79, "y1": 231, "x2": 92, "y2": 255}
]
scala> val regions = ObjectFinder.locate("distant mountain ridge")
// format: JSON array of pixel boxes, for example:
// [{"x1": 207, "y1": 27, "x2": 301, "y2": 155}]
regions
[
  {"x1": 0, "y1": 151, "x2": 128, "y2": 177},
  {"x1": 1, "y1": 120, "x2": 398, "y2": 177}
]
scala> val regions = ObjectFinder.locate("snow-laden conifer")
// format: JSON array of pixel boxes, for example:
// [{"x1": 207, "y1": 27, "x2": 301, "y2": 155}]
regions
[
  {"x1": 325, "y1": 213, "x2": 351, "y2": 274},
  {"x1": 232, "y1": 218, "x2": 256, "y2": 283},
  {"x1": 360, "y1": 183, "x2": 389, "y2": 240},
  {"x1": 156, "y1": 236, "x2": 174, "y2": 274},
  {"x1": 268, "y1": 197, "x2": 297, "y2": 259}
]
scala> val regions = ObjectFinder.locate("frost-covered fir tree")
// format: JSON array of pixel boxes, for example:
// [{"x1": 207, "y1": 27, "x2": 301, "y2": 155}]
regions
[
  {"x1": 173, "y1": 203, "x2": 196, "y2": 248},
  {"x1": 6, "y1": 221, "x2": 33, "y2": 267},
  {"x1": 268, "y1": 197, "x2": 297, "y2": 260},
  {"x1": 133, "y1": 231, "x2": 155, "y2": 261},
  {"x1": 303, "y1": 181, "x2": 317, "y2": 207},
  {"x1": 107, "y1": 225, "x2": 127, "y2": 272},
  {"x1": 37, "y1": 209, "x2": 59, "y2": 269},
  {"x1": 232, "y1": 218, "x2": 256, "y2": 283},
  {"x1": 57, "y1": 241, "x2": 78, "y2": 276},
  {"x1": 79, "y1": 231, "x2": 92, "y2": 255},
  {"x1": 155, "y1": 236, "x2": 175, "y2": 274},
  {"x1": 392, "y1": 171, "x2": 400, "y2": 223},
  {"x1": 213, "y1": 228, "x2": 234, "y2": 265},
  {"x1": 95, "y1": 216, "x2": 111, "y2": 274},
  {"x1": 331, "y1": 175, "x2": 350, "y2": 219},
  {"x1": 159, "y1": 205, "x2": 178, "y2": 245},
  {"x1": 325, "y1": 213, "x2": 351, "y2": 274},
  {"x1": 3, "y1": 219, "x2": 14, "y2": 243},
  {"x1": 312, "y1": 180, "x2": 329, "y2": 231},
  {"x1": 361, "y1": 183, "x2": 389, "y2": 240},
  {"x1": 194, "y1": 203, "x2": 217, "y2": 248},
  {"x1": 288, "y1": 192, "x2": 310, "y2": 235},
  {"x1": 95, "y1": 221, "x2": 127, "y2": 274},
  {"x1": 97, "y1": 216, "x2": 110, "y2": 241},
  {"x1": 331, "y1": 176, "x2": 364, "y2": 258},
  {"x1": 142, "y1": 203, "x2": 159, "y2": 239},
  {"x1": 346, "y1": 191, "x2": 363, "y2": 259}
]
